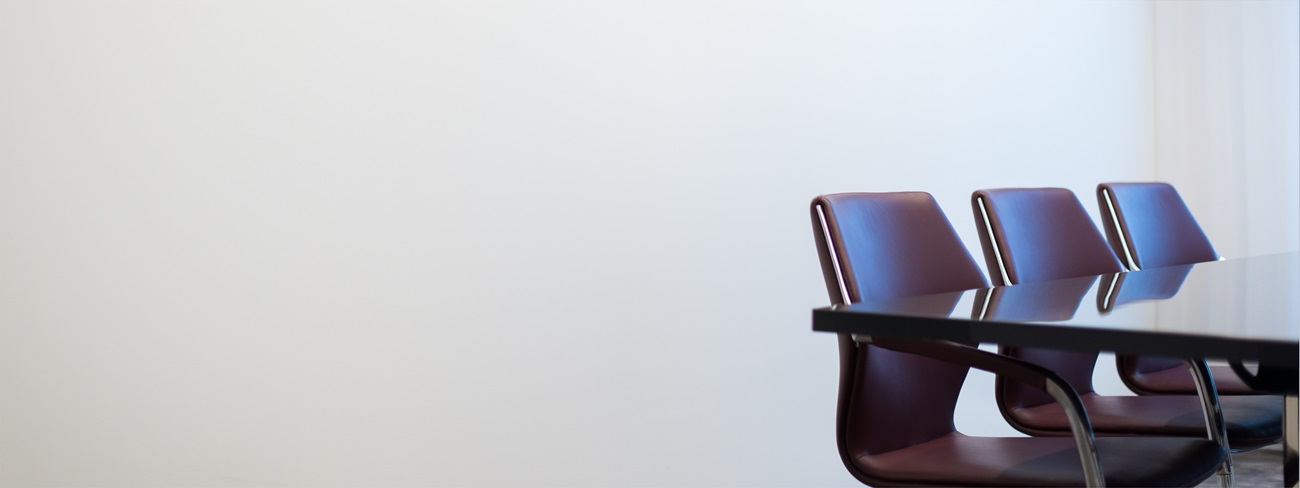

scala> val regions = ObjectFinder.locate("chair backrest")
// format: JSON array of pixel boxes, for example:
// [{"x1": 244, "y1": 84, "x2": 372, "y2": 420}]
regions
[
  {"x1": 1097, "y1": 182, "x2": 1219, "y2": 379},
  {"x1": 810, "y1": 192, "x2": 988, "y2": 482},
  {"x1": 972, "y1": 188, "x2": 1124, "y2": 286},
  {"x1": 814, "y1": 192, "x2": 990, "y2": 303},
  {"x1": 970, "y1": 188, "x2": 1124, "y2": 409},
  {"x1": 1096, "y1": 182, "x2": 1218, "y2": 270}
]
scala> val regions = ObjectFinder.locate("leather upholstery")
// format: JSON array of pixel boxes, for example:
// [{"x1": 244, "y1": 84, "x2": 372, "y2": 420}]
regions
[
  {"x1": 814, "y1": 192, "x2": 989, "y2": 303},
  {"x1": 1119, "y1": 360, "x2": 1258, "y2": 395},
  {"x1": 812, "y1": 193, "x2": 988, "y2": 464},
  {"x1": 1096, "y1": 182, "x2": 1260, "y2": 396},
  {"x1": 975, "y1": 276, "x2": 1099, "y2": 409},
  {"x1": 1096, "y1": 182, "x2": 1217, "y2": 270},
  {"x1": 971, "y1": 187, "x2": 1281, "y2": 450},
  {"x1": 1009, "y1": 393, "x2": 1283, "y2": 449},
  {"x1": 972, "y1": 188, "x2": 1124, "y2": 286},
  {"x1": 858, "y1": 434, "x2": 1224, "y2": 487},
  {"x1": 811, "y1": 192, "x2": 1226, "y2": 486}
]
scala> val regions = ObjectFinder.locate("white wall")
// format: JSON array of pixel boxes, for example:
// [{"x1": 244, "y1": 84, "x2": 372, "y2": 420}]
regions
[
  {"x1": 0, "y1": 1, "x2": 1263, "y2": 486},
  {"x1": 1152, "y1": 0, "x2": 1300, "y2": 260}
]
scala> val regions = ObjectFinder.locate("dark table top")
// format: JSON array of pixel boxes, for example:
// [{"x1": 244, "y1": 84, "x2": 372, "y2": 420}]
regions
[{"x1": 812, "y1": 252, "x2": 1300, "y2": 369}]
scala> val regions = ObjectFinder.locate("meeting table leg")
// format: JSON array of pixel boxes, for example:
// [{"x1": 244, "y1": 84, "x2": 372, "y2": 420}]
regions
[{"x1": 1287, "y1": 395, "x2": 1297, "y2": 488}]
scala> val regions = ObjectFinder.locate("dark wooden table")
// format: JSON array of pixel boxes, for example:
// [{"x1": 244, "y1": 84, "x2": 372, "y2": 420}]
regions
[{"x1": 812, "y1": 252, "x2": 1299, "y2": 486}]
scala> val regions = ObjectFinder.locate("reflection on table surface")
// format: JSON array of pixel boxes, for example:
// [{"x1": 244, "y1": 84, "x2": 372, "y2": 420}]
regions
[{"x1": 839, "y1": 252, "x2": 1299, "y2": 345}]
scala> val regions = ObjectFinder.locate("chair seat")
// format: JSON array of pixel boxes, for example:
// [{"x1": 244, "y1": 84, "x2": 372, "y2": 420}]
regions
[
  {"x1": 1128, "y1": 364, "x2": 1261, "y2": 395},
  {"x1": 858, "y1": 433, "x2": 1225, "y2": 487},
  {"x1": 1010, "y1": 393, "x2": 1282, "y2": 450}
]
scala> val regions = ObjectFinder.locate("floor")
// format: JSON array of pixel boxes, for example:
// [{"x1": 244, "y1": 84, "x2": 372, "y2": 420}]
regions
[{"x1": 1197, "y1": 444, "x2": 1284, "y2": 487}]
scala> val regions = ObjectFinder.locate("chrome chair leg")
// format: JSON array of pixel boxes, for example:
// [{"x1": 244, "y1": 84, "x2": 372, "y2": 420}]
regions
[{"x1": 1186, "y1": 358, "x2": 1232, "y2": 487}]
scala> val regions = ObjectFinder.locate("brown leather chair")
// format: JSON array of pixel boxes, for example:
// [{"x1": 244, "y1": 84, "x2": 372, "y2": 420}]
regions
[
  {"x1": 812, "y1": 192, "x2": 1226, "y2": 486},
  {"x1": 1095, "y1": 182, "x2": 1217, "y2": 271},
  {"x1": 1096, "y1": 182, "x2": 1259, "y2": 395},
  {"x1": 972, "y1": 187, "x2": 1282, "y2": 453}
]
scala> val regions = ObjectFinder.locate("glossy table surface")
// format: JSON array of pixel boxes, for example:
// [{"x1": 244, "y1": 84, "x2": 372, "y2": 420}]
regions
[{"x1": 812, "y1": 252, "x2": 1300, "y2": 368}]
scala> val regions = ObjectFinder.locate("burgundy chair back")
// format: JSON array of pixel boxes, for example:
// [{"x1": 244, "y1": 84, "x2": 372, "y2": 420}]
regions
[
  {"x1": 971, "y1": 188, "x2": 1124, "y2": 412},
  {"x1": 811, "y1": 192, "x2": 987, "y2": 481},
  {"x1": 973, "y1": 188, "x2": 1124, "y2": 286},
  {"x1": 1096, "y1": 182, "x2": 1218, "y2": 271},
  {"x1": 1096, "y1": 182, "x2": 1248, "y2": 392}
]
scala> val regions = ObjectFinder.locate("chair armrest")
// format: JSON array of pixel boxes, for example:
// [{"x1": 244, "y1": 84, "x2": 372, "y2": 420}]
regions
[
  {"x1": 856, "y1": 336, "x2": 1105, "y2": 487},
  {"x1": 1184, "y1": 358, "x2": 1232, "y2": 482}
]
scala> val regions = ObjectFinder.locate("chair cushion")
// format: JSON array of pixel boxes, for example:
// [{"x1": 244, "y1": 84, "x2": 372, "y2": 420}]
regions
[
  {"x1": 857, "y1": 432, "x2": 1224, "y2": 487},
  {"x1": 1129, "y1": 364, "x2": 1262, "y2": 395},
  {"x1": 1009, "y1": 393, "x2": 1282, "y2": 450}
]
